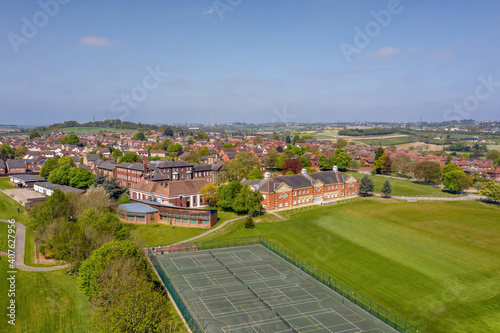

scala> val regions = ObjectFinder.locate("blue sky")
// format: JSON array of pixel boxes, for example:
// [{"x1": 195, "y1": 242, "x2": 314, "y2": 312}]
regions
[{"x1": 1, "y1": 0, "x2": 499, "y2": 125}]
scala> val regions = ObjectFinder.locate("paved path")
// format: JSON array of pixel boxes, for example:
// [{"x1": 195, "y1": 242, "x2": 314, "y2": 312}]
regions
[
  {"x1": 175, "y1": 214, "x2": 249, "y2": 245},
  {"x1": 0, "y1": 219, "x2": 70, "y2": 271},
  {"x1": 268, "y1": 211, "x2": 285, "y2": 220}
]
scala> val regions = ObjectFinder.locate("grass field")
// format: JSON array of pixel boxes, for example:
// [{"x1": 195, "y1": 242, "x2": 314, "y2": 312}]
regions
[
  {"x1": 0, "y1": 222, "x2": 9, "y2": 252},
  {"x1": 197, "y1": 198, "x2": 500, "y2": 333},
  {"x1": 0, "y1": 192, "x2": 28, "y2": 224},
  {"x1": 345, "y1": 171, "x2": 457, "y2": 197},
  {"x1": 132, "y1": 210, "x2": 239, "y2": 247},
  {"x1": 0, "y1": 177, "x2": 15, "y2": 189},
  {"x1": 55, "y1": 127, "x2": 137, "y2": 134},
  {"x1": 357, "y1": 135, "x2": 417, "y2": 146}
]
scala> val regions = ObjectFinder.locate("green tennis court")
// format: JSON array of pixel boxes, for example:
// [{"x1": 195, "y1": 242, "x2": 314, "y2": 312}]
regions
[{"x1": 153, "y1": 244, "x2": 402, "y2": 332}]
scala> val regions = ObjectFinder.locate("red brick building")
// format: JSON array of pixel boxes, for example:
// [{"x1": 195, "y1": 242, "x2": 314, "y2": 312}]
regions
[
  {"x1": 245, "y1": 168, "x2": 360, "y2": 211},
  {"x1": 129, "y1": 179, "x2": 209, "y2": 208},
  {"x1": 115, "y1": 163, "x2": 146, "y2": 186}
]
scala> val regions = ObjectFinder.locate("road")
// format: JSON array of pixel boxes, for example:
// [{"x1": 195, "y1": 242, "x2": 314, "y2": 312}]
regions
[{"x1": 1, "y1": 219, "x2": 69, "y2": 271}]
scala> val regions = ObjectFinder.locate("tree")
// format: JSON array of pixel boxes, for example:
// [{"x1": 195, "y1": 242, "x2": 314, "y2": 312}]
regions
[
  {"x1": 91, "y1": 256, "x2": 179, "y2": 333},
  {"x1": 163, "y1": 126, "x2": 174, "y2": 137},
  {"x1": 480, "y1": 181, "x2": 500, "y2": 201},
  {"x1": 14, "y1": 146, "x2": 28, "y2": 158},
  {"x1": 219, "y1": 152, "x2": 260, "y2": 182},
  {"x1": 393, "y1": 155, "x2": 413, "y2": 175},
  {"x1": 166, "y1": 143, "x2": 183, "y2": 153},
  {"x1": 442, "y1": 164, "x2": 462, "y2": 177},
  {"x1": 331, "y1": 149, "x2": 351, "y2": 171},
  {"x1": 443, "y1": 169, "x2": 472, "y2": 192},
  {"x1": 187, "y1": 137, "x2": 195, "y2": 145},
  {"x1": 486, "y1": 150, "x2": 500, "y2": 161},
  {"x1": 282, "y1": 158, "x2": 304, "y2": 175},
  {"x1": 244, "y1": 216, "x2": 255, "y2": 229},
  {"x1": 119, "y1": 152, "x2": 141, "y2": 164},
  {"x1": 299, "y1": 155, "x2": 311, "y2": 168},
  {"x1": 233, "y1": 185, "x2": 263, "y2": 214},
  {"x1": 182, "y1": 150, "x2": 200, "y2": 164},
  {"x1": 93, "y1": 174, "x2": 127, "y2": 200},
  {"x1": 69, "y1": 167, "x2": 94, "y2": 189},
  {"x1": 112, "y1": 148, "x2": 123, "y2": 161},
  {"x1": 29, "y1": 130, "x2": 41, "y2": 139},
  {"x1": 78, "y1": 240, "x2": 148, "y2": 298},
  {"x1": 48, "y1": 164, "x2": 71, "y2": 185},
  {"x1": 199, "y1": 183, "x2": 218, "y2": 205},
  {"x1": 273, "y1": 134, "x2": 280, "y2": 141},
  {"x1": 217, "y1": 181, "x2": 243, "y2": 211},
  {"x1": 197, "y1": 147, "x2": 211, "y2": 157},
  {"x1": 61, "y1": 133, "x2": 80, "y2": 145},
  {"x1": 254, "y1": 135, "x2": 264, "y2": 144},
  {"x1": 381, "y1": 180, "x2": 392, "y2": 197},
  {"x1": 413, "y1": 161, "x2": 442, "y2": 184},
  {"x1": 247, "y1": 168, "x2": 264, "y2": 180},
  {"x1": 375, "y1": 147, "x2": 385, "y2": 161},
  {"x1": 372, "y1": 153, "x2": 388, "y2": 174},
  {"x1": 336, "y1": 138, "x2": 348, "y2": 149},
  {"x1": 0, "y1": 143, "x2": 14, "y2": 160},
  {"x1": 292, "y1": 135, "x2": 300, "y2": 144},
  {"x1": 40, "y1": 157, "x2": 59, "y2": 178},
  {"x1": 222, "y1": 143, "x2": 233, "y2": 149},
  {"x1": 133, "y1": 132, "x2": 146, "y2": 141},
  {"x1": 263, "y1": 150, "x2": 278, "y2": 168},
  {"x1": 359, "y1": 175, "x2": 374, "y2": 195},
  {"x1": 285, "y1": 135, "x2": 291, "y2": 144}
]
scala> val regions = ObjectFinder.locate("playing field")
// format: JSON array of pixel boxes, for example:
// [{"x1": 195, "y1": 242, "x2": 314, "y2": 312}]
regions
[{"x1": 152, "y1": 244, "x2": 412, "y2": 333}]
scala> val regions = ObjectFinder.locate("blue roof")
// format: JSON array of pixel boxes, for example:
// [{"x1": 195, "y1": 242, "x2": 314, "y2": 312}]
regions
[{"x1": 118, "y1": 203, "x2": 159, "y2": 214}]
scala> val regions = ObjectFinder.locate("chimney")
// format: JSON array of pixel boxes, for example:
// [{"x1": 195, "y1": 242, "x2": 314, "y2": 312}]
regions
[
  {"x1": 264, "y1": 172, "x2": 271, "y2": 179},
  {"x1": 333, "y1": 166, "x2": 338, "y2": 171},
  {"x1": 301, "y1": 168, "x2": 307, "y2": 175}
]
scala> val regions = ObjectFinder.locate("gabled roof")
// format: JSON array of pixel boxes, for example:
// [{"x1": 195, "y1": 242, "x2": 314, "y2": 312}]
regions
[{"x1": 6, "y1": 160, "x2": 26, "y2": 168}]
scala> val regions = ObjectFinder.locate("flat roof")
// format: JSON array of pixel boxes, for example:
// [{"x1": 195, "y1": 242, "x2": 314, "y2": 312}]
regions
[
  {"x1": 9, "y1": 174, "x2": 46, "y2": 182},
  {"x1": 118, "y1": 203, "x2": 159, "y2": 214}
]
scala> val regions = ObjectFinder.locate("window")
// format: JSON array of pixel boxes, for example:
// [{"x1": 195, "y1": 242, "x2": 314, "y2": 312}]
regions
[
  {"x1": 202, "y1": 221, "x2": 209, "y2": 225},
  {"x1": 127, "y1": 216, "x2": 134, "y2": 220},
  {"x1": 341, "y1": 185, "x2": 344, "y2": 189},
  {"x1": 263, "y1": 194, "x2": 266, "y2": 199},
  {"x1": 302, "y1": 190, "x2": 305, "y2": 194},
  {"x1": 335, "y1": 185, "x2": 337, "y2": 189},
  {"x1": 285, "y1": 202, "x2": 288, "y2": 206},
  {"x1": 191, "y1": 220, "x2": 197, "y2": 224},
  {"x1": 176, "y1": 218, "x2": 181, "y2": 223},
  {"x1": 279, "y1": 203, "x2": 282, "y2": 208},
  {"x1": 306, "y1": 189, "x2": 309, "y2": 194},
  {"x1": 317, "y1": 188, "x2": 320, "y2": 192},
  {"x1": 263, "y1": 204, "x2": 266, "y2": 209},
  {"x1": 293, "y1": 200, "x2": 296, "y2": 204}
]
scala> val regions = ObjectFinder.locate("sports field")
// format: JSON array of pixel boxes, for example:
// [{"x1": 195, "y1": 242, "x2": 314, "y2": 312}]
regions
[
  {"x1": 198, "y1": 199, "x2": 500, "y2": 333},
  {"x1": 154, "y1": 245, "x2": 401, "y2": 333}
]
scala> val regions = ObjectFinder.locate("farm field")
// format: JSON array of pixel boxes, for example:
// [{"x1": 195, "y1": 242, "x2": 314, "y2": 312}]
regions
[
  {"x1": 197, "y1": 198, "x2": 500, "y2": 333},
  {"x1": 345, "y1": 171, "x2": 457, "y2": 197},
  {"x1": 356, "y1": 135, "x2": 417, "y2": 146},
  {"x1": 55, "y1": 127, "x2": 137, "y2": 134},
  {"x1": 395, "y1": 141, "x2": 446, "y2": 151}
]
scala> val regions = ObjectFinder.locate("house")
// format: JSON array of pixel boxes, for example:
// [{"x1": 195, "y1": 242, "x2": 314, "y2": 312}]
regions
[
  {"x1": 149, "y1": 160, "x2": 194, "y2": 181},
  {"x1": 115, "y1": 163, "x2": 146, "y2": 187},
  {"x1": 244, "y1": 168, "x2": 360, "y2": 211},
  {"x1": 6, "y1": 160, "x2": 27, "y2": 174},
  {"x1": 487, "y1": 166, "x2": 500, "y2": 181},
  {"x1": 0, "y1": 160, "x2": 6, "y2": 174},
  {"x1": 83, "y1": 153, "x2": 100, "y2": 166},
  {"x1": 192, "y1": 164, "x2": 223, "y2": 183},
  {"x1": 129, "y1": 179, "x2": 210, "y2": 208}
]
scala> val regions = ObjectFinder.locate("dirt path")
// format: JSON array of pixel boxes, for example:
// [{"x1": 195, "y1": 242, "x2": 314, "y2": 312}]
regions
[{"x1": 0, "y1": 219, "x2": 69, "y2": 271}]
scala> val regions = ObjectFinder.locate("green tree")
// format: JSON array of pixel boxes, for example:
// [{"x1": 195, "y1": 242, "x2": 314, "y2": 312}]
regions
[
  {"x1": 69, "y1": 167, "x2": 94, "y2": 189},
  {"x1": 443, "y1": 169, "x2": 472, "y2": 192},
  {"x1": 254, "y1": 135, "x2": 264, "y2": 144},
  {"x1": 247, "y1": 168, "x2": 264, "y2": 180},
  {"x1": 292, "y1": 135, "x2": 300, "y2": 144},
  {"x1": 233, "y1": 185, "x2": 263, "y2": 214},
  {"x1": 48, "y1": 164, "x2": 72, "y2": 185},
  {"x1": 480, "y1": 181, "x2": 500, "y2": 201},
  {"x1": 197, "y1": 147, "x2": 211, "y2": 157},
  {"x1": 199, "y1": 183, "x2": 218, "y2": 205},
  {"x1": 219, "y1": 152, "x2": 260, "y2": 182},
  {"x1": 285, "y1": 135, "x2": 291, "y2": 144},
  {"x1": 413, "y1": 161, "x2": 442, "y2": 184},
  {"x1": 187, "y1": 138, "x2": 195, "y2": 145},
  {"x1": 78, "y1": 240, "x2": 149, "y2": 298},
  {"x1": 222, "y1": 143, "x2": 234, "y2": 149},
  {"x1": 217, "y1": 181, "x2": 243, "y2": 211},
  {"x1": 372, "y1": 153, "x2": 388, "y2": 174},
  {"x1": 244, "y1": 216, "x2": 255, "y2": 229},
  {"x1": 29, "y1": 130, "x2": 41, "y2": 139},
  {"x1": 61, "y1": 133, "x2": 80, "y2": 145},
  {"x1": 0, "y1": 143, "x2": 14, "y2": 160},
  {"x1": 167, "y1": 143, "x2": 183, "y2": 153},
  {"x1": 93, "y1": 174, "x2": 127, "y2": 200},
  {"x1": 332, "y1": 149, "x2": 351, "y2": 171},
  {"x1": 59, "y1": 155, "x2": 76, "y2": 168},
  {"x1": 375, "y1": 147, "x2": 385, "y2": 161},
  {"x1": 381, "y1": 180, "x2": 392, "y2": 197},
  {"x1": 40, "y1": 158, "x2": 59, "y2": 178},
  {"x1": 133, "y1": 132, "x2": 146, "y2": 141},
  {"x1": 112, "y1": 148, "x2": 123, "y2": 161},
  {"x1": 336, "y1": 138, "x2": 348, "y2": 149},
  {"x1": 263, "y1": 150, "x2": 278, "y2": 168},
  {"x1": 486, "y1": 149, "x2": 500, "y2": 161},
  {"x1": 359, "y1": 175, "x2": 374, "y2": 195},
  {"x1": 442, "y1": 164, "x2": 462, "y2": 177},
  {"x1": 119, "y1": 152, "x2": 141, "y2": 164}
]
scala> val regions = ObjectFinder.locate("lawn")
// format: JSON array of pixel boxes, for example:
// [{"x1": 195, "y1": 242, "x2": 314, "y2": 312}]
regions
[
  {"x1": 345, "y1": 171, "x2": 458, "y2": 197},
  {"x1": 0, "y1": 258, "x2": 93, "y2": 333},
  {"x1": 0, "y1": 177, "x2": 15, "y2": 189},
  {"x1": 0, "y1": 222, "x2": 9, "y2": 252},
  {"x1": 197, "y1": 198, "x2": 500, "y2": 333},
  {"x1": 131, "y1": 209, "x2": 240, "y2": 247},
  {"x1": 0, "y1": 192, "x2": 28, "y2": 224}
]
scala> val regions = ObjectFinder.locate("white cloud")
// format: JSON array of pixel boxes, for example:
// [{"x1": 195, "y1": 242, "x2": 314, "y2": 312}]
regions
[{"x1": 79, "y1": 36, "x2": 110, "y2": 47}]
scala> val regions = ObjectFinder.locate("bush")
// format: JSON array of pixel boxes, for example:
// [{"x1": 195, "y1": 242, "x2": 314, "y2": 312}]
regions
[{"x1": 244, "y1": 216, "x2": 255, "y2": 229}]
